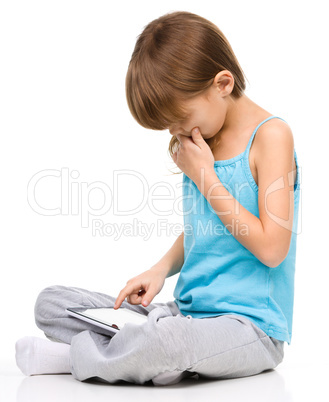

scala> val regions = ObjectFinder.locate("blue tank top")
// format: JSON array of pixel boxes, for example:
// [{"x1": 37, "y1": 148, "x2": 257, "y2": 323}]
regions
[{"x1": 174, "y1": 116, "x2": 301, "y2": 344}]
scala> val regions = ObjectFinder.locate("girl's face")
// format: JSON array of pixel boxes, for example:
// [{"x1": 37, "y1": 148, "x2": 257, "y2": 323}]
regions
[{"x1": 168, "y1": 86, "x2": 228, "y2": 140}]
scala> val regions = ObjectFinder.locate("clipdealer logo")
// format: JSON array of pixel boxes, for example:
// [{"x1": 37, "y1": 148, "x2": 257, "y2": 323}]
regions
[
  {"x1": 26, "y1": 167, "x2": 186, "y2": 238},
  {"x1": 27, "y1": 166, "x2": 302, "y2": 238}
]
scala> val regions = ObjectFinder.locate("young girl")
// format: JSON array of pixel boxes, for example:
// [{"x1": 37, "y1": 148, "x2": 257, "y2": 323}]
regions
[{"x1": 16, "y1": 11, "x2": 300, "y2": 386}]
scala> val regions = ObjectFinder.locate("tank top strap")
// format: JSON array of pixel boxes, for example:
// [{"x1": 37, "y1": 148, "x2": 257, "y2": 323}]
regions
[{"x1": 245, "y1": 116, "x2": 287, "y2": 155}]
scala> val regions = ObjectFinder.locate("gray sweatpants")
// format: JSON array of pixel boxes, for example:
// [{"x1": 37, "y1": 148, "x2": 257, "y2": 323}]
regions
[{"x1": 34, "y1": 285, "x2": 284, "y2": 385}]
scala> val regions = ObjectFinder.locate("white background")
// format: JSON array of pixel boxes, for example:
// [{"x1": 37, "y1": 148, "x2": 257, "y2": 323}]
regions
[{"x1": 0, "y1": 0, "x2": 328, "y2": 384}]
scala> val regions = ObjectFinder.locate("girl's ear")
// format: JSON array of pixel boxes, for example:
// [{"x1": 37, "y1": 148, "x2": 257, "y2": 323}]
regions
[{"x1": 213, "y1": 70, "x2": 234, "y2": 97}]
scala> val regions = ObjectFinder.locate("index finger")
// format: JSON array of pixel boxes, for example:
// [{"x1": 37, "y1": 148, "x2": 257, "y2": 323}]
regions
[
  {"x1": 114, "y1": 283, "x2": 140, "y2": 309},
  {"x1": 113, "y1": 287, "x2": 129, "y2": 309}
]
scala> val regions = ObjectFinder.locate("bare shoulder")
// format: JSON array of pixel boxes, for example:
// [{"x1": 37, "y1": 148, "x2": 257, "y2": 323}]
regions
[
  {"x1": 254, "y1": 118, "x2": 294, "y2": 150},
  {"x1": 250, "y1": 117, "x2": 297, "y2": 185},
  {"x1": 252, "y1": 118, "x2": 295, "y2": 164}
]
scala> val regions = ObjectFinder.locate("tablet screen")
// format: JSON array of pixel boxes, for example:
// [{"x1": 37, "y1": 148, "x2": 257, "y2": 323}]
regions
[{"x1": 67, "y1": 307, "x2": 148, "y2": 331}]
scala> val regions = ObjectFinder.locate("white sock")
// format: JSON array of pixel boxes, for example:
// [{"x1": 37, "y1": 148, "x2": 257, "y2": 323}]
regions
[{"x1": 15, "y1": 336, "x2": 71, "y2": 376}]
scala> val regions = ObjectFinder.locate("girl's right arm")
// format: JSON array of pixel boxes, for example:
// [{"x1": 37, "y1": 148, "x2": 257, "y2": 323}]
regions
[{"x1": 114, "y1": 231, "x2": 184, "y2": 309}]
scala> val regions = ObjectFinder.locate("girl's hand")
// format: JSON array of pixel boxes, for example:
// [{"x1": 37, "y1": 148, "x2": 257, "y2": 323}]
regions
[
  {"x1": 114, "y1": 266, "x2": 166, "y2": 309},
  {"x1": 172, "y1": 127, "x2": 215, "y2": 187}
]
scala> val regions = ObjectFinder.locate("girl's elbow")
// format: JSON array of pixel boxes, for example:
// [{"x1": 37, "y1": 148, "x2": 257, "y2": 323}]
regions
[
  {"x1": 263, "y1": 258, "x2": 283, "y2": 269},
  {"x1": 259, "y1": 246, "x2": 289, "y2": 268}
]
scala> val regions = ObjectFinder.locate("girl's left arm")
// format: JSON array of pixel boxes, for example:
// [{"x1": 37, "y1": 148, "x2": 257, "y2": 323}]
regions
[{"x1": 199, "y1": 122, "x2": 296, "y2": 268}]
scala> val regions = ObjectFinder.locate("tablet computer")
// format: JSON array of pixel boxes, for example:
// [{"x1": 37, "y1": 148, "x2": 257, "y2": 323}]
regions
[{"x1": 66, "y1": 306, "x2": 148, "y2": 333}]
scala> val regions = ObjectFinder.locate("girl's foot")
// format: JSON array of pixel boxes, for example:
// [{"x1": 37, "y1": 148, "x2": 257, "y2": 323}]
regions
[{"x1": 15, "y1": 336, "x2": 71, "y2": 376}]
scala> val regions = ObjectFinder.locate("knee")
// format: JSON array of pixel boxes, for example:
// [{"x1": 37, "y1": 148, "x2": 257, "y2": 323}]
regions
[
  {"x1": 270, "y1": 338, "x2": 285, "y2": 368},
  {"x1": 34, "y1": 285, "x2": 68, "y2": 329}
]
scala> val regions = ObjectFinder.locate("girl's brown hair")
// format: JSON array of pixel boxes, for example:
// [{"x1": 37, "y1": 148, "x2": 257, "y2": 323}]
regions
[{"x1": 125, "y1": 11, "x2": 247, "y2": 169}]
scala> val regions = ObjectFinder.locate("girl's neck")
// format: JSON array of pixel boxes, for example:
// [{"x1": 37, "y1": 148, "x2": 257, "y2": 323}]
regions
[
  {"x1": 223, "y1": 94, "x2": 271, "y2": 134},
  {"x1": 207, "y1": 94, "x2": 272, "y2": 152}
]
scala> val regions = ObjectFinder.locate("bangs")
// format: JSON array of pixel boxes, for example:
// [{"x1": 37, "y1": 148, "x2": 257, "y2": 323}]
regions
[{"x1": 126, "y1": 59, "x2": 190, "y2": 131}]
